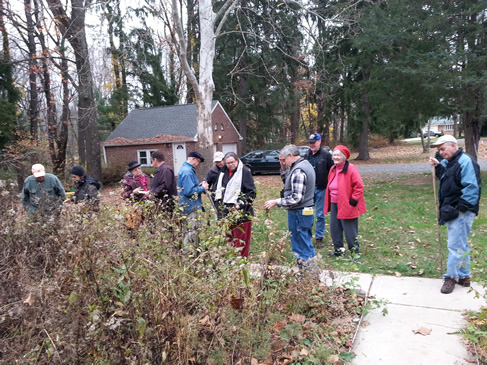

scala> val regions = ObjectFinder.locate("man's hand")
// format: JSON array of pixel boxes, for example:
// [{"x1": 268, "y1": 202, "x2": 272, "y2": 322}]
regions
[
  {"x1": 429, "y1": 157, "x2": 439, "y2": 167},
  {"x1": 264, "y1": 199, "x2": 277, "y2": 210},
  {"x1": 133, "y1": 187, "x2": 142, "y2": 194},
  {"x1": 201, "y1": 181, "x2": 209, "y2": 191}
]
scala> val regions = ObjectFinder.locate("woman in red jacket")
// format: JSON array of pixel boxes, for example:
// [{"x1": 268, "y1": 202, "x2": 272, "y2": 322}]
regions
[{"x1": 324, "y1": 145, "x2": 366, "y2": 260}]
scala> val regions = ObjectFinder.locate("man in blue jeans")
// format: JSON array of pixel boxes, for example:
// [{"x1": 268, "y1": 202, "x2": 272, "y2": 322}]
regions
[
  {"x1": 265, "y1": 145, "x2": 317, "y2": 270},
  {"x1": 178, "y1": 151, "x2": 209, "y2": 245},
  {"x1": 305, "y1": 133, "x2": 334, "y2": 249},
  {"x1": 429, "y1": 135, "x2": 481, "y2": 294}
]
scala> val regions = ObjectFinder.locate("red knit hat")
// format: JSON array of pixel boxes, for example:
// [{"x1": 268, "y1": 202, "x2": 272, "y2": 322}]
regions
[{"x1": 334, "y1": 145, "x2": 351, "y2": 160}]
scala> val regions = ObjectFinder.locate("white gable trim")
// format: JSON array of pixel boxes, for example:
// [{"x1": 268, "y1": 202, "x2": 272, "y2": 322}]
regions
[{"x1": 211, "y1": 101, "x2": 243, "y2": 141}]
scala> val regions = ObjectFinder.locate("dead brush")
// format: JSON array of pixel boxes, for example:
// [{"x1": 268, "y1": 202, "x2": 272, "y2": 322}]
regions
[{"x1": 0, "y1": 194, "x2": 369, "y2": 364}]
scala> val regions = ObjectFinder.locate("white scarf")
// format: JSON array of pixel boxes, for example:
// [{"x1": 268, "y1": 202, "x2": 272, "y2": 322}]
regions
[{"x1": 215, "y1": 160, "x2": 243, "y2": 204}]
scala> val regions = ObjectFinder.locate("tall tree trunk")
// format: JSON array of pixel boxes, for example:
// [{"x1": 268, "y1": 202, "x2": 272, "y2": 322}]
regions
[
  {"x1": 171, "y1": 0, "x2": 237, "y2": 178},
  {"x1": 290, "y1": 96, "x2": 300, "y2": 144},
  {"x1": 356, "y1": 94, "x2": 370, "y2": 160},
  {"x1": 452, "y1": 112, "x2": 458, "y2": 138},
  {"x1": 463, "y1": 110, "x2": 482, "y2": 161},
  {"x1": 34, "y1": 0, "x2": 66, "y2": 174},
  {"x1": 46, "y1": 0, "x2": 102, "y2": 181},
  {"x1": 55, "y1": 41, "x2": 70, "y2": 174},
  {"x1": 185, "y1": 0, "x2": 196, "y2": 104},
  {"x1": 24, "y1": 0, "x2": 39, "y2": 139},
  {"x1": 239, "y1": 72, "x2": 248, "y2": 154}
]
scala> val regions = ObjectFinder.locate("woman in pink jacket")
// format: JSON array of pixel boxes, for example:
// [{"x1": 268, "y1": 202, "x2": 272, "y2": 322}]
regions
[{"x1": 324, "y1": 145, "x2": 366, "y2": 260}]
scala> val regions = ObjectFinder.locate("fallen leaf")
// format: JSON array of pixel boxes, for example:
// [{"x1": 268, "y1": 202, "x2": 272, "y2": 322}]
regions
[
  {"x1": 419, "y1": 269, "x2": 425, "y2": 275},
  {"x1": 288, "y1": 313, "x2": 306, "y2": 323},
  {"x1": 413, "y1": 327, "x2": 432, "y2": 336},
  {"x1": 361, "y1": 320, "x2": 371, "y2": 327},
  {"x1": 415, "y1": 238, "x2": 422, "y2": 243},
  {"x1": 300, "y1": 348, "x2": 309, "y2": 356},
  {"x1": 199, "y1": 315, "x2": 210, "y2": 326},
  {"x1": 250, "y1": 358, "x2": 259, "y2": 365},
  {"x1": 395, "y1": 272, "x2": 402, "y2": 277},
  {"x1": 272, "y1": 320, "x2": 287, "y2": 334},
  {"x1": 271, "y1": 340, "x2": 286, "y2": 352},
  {"x1": 328, "y1": 354, "x2": 340, "y2": 363},
  {"x1": 23, "y1": 293, "x2": 34, "y2": 306}
]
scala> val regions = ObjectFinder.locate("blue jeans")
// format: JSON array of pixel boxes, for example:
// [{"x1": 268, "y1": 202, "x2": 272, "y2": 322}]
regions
[
  {"x1": 314, "y1": 188, "x2": 326, "y2": 239},
  {"x1": 444, "y1": 211, "x2": 475, "y2": 281},
  {"x1": 288, "y1": 209, "x2": 316, "y2": 262}
]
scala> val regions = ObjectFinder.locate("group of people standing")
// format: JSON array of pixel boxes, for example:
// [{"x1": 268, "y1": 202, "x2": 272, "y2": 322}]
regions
[
  {"x1": 265, "y1": 134, "x2": 367, "y2": 271},
  {"x1": 120, "y1": 150, "x2": 256, "y2": 256},
  {"x1": 21, "y1": 163, "x2": 100, "y2": 219},
  {"x1": 20, "y1": 133, "x2": 481, "y2": 292}
]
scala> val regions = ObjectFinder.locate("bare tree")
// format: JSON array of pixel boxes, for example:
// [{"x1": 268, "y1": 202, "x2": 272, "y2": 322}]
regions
[
  {"x1": 45, "y1": 0, "x2": 102, "y2": 180},
  {"x1": 151, "y1": 0, "x2": 238, "y2": 176}
]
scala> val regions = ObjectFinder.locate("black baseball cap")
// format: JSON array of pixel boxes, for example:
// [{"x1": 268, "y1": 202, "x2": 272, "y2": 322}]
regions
[{"x1": 188, "y1": 151, "x2": 205, "y2": 162}]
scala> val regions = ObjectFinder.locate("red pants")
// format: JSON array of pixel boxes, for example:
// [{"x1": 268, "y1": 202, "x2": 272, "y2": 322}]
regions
[{"x1": 227, "y1": 221, "x2": 252, "y2": 257}]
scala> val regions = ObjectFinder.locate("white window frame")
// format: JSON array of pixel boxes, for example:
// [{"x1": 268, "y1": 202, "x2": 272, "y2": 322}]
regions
[
  {"x1": 445, "y1": 124, "x2": 453, "y2": 131},
  {"x1": 137, "y1": 149, "x2": 157, "y2": 166}
]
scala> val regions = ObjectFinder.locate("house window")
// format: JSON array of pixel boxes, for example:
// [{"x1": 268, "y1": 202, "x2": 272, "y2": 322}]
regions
[
  {"x1": 137, "y1": 149, "x2": 157, "y2": 166},
  {"x1": 214, "y1": 124, "x2": 218, "y2": 131},
  {"x1": 445, "y1": 125, "x2": 453, "y2": 131},
  {"x1": 221, "y1": 123, "x2": 224, "y2": 130}
]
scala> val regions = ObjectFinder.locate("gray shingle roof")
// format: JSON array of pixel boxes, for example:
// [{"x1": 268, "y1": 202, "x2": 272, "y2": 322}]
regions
[
  {"x1": 429, "y1": 116, "x2": 454, "y2": 126},
  {"x1": 105, "y1": 102, "x2": 218, "y2": 141}
]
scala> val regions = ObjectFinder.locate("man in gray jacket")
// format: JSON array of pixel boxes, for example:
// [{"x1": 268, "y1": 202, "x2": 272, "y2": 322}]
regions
[
  {"x1": 21, "y1": 164, "x2": 66, "y2": 217},
  {"x1": 265, "y1": 145, "x2": 317, "y2": 269}
]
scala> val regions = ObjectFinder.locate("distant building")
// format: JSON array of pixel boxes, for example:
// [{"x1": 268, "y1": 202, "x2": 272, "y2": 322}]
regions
[
  {"x1": 103, "y1": 101, "x2": 242, "y2": 174},
  {"x1": 423, "y1": 116, "x2": 458, "y2": 136}
]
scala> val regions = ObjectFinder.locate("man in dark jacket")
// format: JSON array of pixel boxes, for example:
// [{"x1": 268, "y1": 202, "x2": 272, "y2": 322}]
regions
[
  {"x1": 305, "y1": 133, "x2": 334, "y2": 248},
  {"x1": 150, "y1": 150, "x2": 177, "y2": 212},
  {"x1": 429, "y1": 135, "x2": 481, "y2": 294},
  {"x1": 69, "y1": 165, "x2": 100, "y2": 211}
]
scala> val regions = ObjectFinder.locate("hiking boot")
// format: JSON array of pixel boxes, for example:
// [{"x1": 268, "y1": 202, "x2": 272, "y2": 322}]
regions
[
  {"x1": 441, "y1": 277, "x2": 456, "y2": 294},
  {"x1": 315, "y1": 238, "x2": 324, "y2": 249},
  {"x1": 457, "y1": 277, "x2": 471, "y2": 287},
  {"x1": 328, "y1": 251, "x2": 343, "y2": 258},
  {"x1": 350, "y1": 253, "x2": 361, "y2": 263}
]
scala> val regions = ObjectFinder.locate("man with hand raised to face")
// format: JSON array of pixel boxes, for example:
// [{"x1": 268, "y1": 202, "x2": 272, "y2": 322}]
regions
[{"x1": 429, "y1": 135, "x2": 481, "y2": 294}]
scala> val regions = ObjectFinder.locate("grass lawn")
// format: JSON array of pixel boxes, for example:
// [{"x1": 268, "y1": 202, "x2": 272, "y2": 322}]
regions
[{"x1": 247, "y1": 171, "x2": 487, "y2": 282}]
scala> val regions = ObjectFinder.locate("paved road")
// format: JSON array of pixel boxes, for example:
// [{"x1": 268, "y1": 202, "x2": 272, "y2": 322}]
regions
[{"x1": 355, "y1": 159, "x2": 487, "y2": 175}]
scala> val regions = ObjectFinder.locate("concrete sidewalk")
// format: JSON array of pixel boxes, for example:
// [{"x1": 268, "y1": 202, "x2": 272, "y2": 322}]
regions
[{"x1": 343, "y1": 274, "x2": 486, "y2": 365}]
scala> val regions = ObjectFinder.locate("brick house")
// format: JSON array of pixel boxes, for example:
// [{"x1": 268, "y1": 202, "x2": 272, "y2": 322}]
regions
[
  {"x1": 423, "y1": 116, "x2": 457, "y2": 136},
  {"x1": 103, "y1": 101, "x2": 242, "y2": 174}
]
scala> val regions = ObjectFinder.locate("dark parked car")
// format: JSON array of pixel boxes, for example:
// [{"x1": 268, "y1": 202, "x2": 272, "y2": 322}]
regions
[
  {"x1": 240, "y1": 150, "x2": 281, "y2": 174},
  {"x1": 297, "y1": 146, "x2": 310, "y2": 157},
  {"x1": 421, "y1": 130, "x2": 443, "y2": 138}
]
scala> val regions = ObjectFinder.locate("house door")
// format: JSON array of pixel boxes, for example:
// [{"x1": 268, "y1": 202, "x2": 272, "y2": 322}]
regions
[{"x1": 173, "y1": 143, "x2": 186, "y2": 175}]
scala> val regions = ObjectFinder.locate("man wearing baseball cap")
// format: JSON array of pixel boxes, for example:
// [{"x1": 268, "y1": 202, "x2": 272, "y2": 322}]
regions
[
  {"x1": 206, "y1": 151, "x2": 225, "y2": 192},
  {"x1": 305, "y1": 133, "x2": 334, "y2": 249},
  {"x1": 428, "y1": 135, "x2": 481, "y2": 294},
  {"x1": 177, "y1": 151, "x2": 209, "y2": 245},
  {"x1": 21, "y1": 164, "x2": 66, "y2": 217}
]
